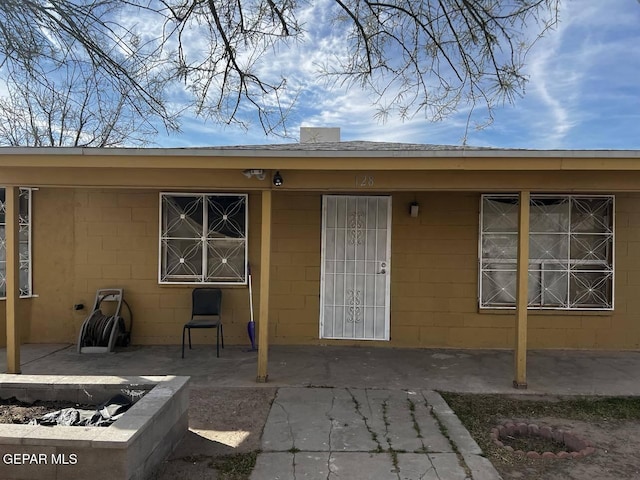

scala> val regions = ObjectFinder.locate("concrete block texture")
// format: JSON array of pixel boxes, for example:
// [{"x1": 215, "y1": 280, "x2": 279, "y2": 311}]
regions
[
  {"x1": 0, "y1": 375, "x2": 189, "y2": 480},
  {"x1": 8, "y1": 187, "x2": 640, "y2": 349}
]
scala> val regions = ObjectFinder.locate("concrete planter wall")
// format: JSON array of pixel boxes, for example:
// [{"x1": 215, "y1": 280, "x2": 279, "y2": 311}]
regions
[{"x1": 0, "y1": 375, "x2": 189, "y2": 480}]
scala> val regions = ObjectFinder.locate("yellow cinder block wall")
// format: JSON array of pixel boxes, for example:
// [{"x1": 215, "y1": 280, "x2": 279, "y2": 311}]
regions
[
  {"x1": 269, "y1": 193, "x2": 322, "y2": 344},
  {"x1": 3, "y1": 189, "x2": 640, "y2": 350},
  {"x1": 391, "y1": 192, "x2": 486, "y2": 347},
  {"x1": 269, "y1": 191, "x2": 640, "y2": 349},
  {"x1": 268, "y1": 191, "x2": 492, "y2": 347},
  {"x1": 1, "y1": 188, "x2": 262, "y2": 346},
  {"x1": 411, "y1": 192, "x2": 640, "y2": 349}
]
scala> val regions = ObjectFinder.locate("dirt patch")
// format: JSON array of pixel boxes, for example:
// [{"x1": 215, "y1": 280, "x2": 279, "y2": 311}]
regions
[
  {"x1": 0, "y1": 398, "x2": 84, "y2": 424},
  {"x1": 489, "y1": 417, "x2": 640, "y2": 480},
  {"x1": 498, "y1": 429, "x2": 568, "y2": 455},
  {"x1": 153, "y1": 386, "x2": 276, "y2": 480},
  {"x1": 442, "y1": 393, "x2": 640, "y2": 480},
  {"x1": 491, "y1": 422, "x2": 595, "y2": 459}
]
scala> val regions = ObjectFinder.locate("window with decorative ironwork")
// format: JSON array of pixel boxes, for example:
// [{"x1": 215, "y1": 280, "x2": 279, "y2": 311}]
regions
[
  {"x1": 480, "y1": 194, "x2": 614, "y2": 310},
  {"x1": 0, "y1": 188, "x2": 32, "y2": 298},
  {"x1": 159, "y1": 193, "x2": 247, "y2": 284}
]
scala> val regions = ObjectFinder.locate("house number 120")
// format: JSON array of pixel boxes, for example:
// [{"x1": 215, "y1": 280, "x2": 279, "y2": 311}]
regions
[{"x1": 357, "y1": 175, "x2": 375, "y2": 187}]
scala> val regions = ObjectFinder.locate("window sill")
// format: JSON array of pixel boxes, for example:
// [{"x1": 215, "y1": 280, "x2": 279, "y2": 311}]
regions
[
  {"x1": 478, "y1": 308, "x2": 613, "y2": 316},
  {"x1": 158, "y1": 282, "x2": 248, "y2": 288},
  {"x1": 0, "y1": 294, "x2": 39, "y2": 301}
]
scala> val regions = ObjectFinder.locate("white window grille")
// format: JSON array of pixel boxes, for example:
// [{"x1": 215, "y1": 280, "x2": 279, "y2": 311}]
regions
[
  {"x1": 0, "y1": 188, "x2": 33, "y2": 298},
  {"x1": 159, "y1": 193, "x2": 247, "y2": 284},
  {"x1": 479, "y1": 194, "x2": 614, "y2": 310}
]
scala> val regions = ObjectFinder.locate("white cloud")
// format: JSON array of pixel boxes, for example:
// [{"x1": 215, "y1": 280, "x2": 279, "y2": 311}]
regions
[
  {"x1": 526, "y1": 39, "x2": 577, "y2": 146},
  {"x1": 452, "y1": 0, "x2": 640, "y2": 149}
]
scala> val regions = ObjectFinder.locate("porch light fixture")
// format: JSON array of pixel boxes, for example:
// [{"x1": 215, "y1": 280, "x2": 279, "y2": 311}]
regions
[
  {"x1": 410, "y1": 201, "x2": 419, "y2": 217},
  {"x1": 242, "y1": 169, "x2": 266, "y2": 180},
  {"x1": 273, "y1": 171, "x2": 283, "y2": 187}
]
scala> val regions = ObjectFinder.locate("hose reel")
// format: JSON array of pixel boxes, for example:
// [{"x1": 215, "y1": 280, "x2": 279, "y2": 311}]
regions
[{"x1": 77, "y1": 289, "x2": 132, "y2": 353}]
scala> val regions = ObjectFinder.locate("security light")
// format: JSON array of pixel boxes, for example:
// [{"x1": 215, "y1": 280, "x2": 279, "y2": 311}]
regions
[
  {"x1": 273, "y1": 171, "x2": 283, "y2": 187},
  {"x1": 410, "y1": 202, "x2": 419, "y2": 217}
]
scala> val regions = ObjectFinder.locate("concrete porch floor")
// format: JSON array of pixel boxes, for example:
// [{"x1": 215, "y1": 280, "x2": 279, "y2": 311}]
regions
[{"x1": 2, "y1": 344, "x2": 640, "y2": 395}]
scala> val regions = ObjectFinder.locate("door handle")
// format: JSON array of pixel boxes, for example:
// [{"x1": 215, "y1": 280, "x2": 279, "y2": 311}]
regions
[{"x1": 378, "y1": 262, "x2": 387, "y2": 274}]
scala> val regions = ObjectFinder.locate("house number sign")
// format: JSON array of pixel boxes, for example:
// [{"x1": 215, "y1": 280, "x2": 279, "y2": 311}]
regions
[{"x1": 356, "y1": 175, "x2": 375, "y2": 187}]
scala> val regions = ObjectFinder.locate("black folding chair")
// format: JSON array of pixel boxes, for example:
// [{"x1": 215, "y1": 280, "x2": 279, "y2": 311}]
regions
[{"x1": 182, "y1": 288, "x2": 224, "y2": 358}]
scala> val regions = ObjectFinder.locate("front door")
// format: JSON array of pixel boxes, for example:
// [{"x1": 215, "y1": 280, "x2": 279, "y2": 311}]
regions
[{"x1": 320, "y1": 195, "x2": 391, "y2": 340}]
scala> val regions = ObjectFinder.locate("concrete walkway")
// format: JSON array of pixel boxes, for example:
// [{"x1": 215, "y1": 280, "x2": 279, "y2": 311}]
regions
[{"x1": 251, "y1": 387, "x2": 498, "y2": 480}]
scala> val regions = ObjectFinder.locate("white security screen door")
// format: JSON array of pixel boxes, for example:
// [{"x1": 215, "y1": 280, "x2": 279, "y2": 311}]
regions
[{"x1": 320, "y1": 195, "x2": 392, "y2": 340}]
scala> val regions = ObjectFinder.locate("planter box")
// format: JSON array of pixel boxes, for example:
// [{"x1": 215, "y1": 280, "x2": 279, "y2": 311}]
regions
[{"x1": 0, "y1": 375, "x2": 189, "y2": 480}]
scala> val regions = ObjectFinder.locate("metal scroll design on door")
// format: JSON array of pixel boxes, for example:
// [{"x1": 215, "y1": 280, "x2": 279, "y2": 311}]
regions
[
  {"x1": 346, "y1": 289, "x2": 362, "y2": 323},
  {"x1": 348, "y1": 210, "x2": 364, "y2": 245}
]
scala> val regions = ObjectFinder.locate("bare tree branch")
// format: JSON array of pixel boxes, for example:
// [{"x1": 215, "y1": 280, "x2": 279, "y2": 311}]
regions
[
  {"x1": 0, "y1": 64, "x2": 164, "y2": 147},
  {"x1": 0, "y1": 0, "x2": 560, "y2": 140}
]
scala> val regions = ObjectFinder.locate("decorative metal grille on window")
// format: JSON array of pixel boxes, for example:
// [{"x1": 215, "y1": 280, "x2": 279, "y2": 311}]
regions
[
  {"x1": 160, "y1": 193, "x2": 247, "y2": 284},
  {"x1": 480, "y1": 194, "x2": 614, "y2": 310},
  {"x1": 0, "y1": 188, "x2": 32, "y2": 297}
]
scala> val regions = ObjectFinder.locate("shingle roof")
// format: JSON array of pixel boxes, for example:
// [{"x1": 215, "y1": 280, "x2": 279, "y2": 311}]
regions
[{"x1": 210, "y1": 140, "x2": 501, "y2": 152}]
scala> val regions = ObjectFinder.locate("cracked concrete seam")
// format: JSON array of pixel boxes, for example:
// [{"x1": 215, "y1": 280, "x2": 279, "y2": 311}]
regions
[
  {"x1": 422, "y1": 390, "x2": 503, "y2": 480},
  {"x1": 422, "y1": 391, "x2": 473, "y2": 479},
  {"x1": 326, "y1": 392, "x2": 337, "y2": 480},
  {"x1": 345, "y1": 388, "x2": 443, "y2": 480},
  {"x1": 422, "y1": 391, "x2": 482, "y2": 455},
  {"x1": 414, "y1": 458, "x2": 436, "y2": 480},
  {"x1": 379, "y1": 397, "x2": 403, "y2": 480},
  {"x1": 274, "y1": 398, "x2": 297, "y2": 451},
  {"x1": 346, "y1": 387, "x2": 383, "y2": 452},
  {"x1": 408, "y1": 394, "x2": 443, "y2": 480},
  {"x1": 292, "y1": 450, "x2": 297, "y2": 480}
]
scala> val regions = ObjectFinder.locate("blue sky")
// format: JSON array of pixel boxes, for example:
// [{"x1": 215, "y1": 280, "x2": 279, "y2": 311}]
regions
[{"x1": 157, "y1": 0, "x2": 640, "y2": 150}]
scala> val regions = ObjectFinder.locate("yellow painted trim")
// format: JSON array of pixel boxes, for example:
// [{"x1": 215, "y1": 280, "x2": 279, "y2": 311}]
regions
[
  {"x1": 1, "y1": 150, "x2": 640, "y2": 173},
  {"x1": 4, "y1": 168, "x2": 640, "y2": 192},
  {"x1": 513, "y1": 191, "x2": 530, "y2": 388},
  {"x1": 257, "y1": 190, "x2": 272, "y2": 383},
  {"x1": 5, "y1": 186, "x2": 21, "y2": 373}
]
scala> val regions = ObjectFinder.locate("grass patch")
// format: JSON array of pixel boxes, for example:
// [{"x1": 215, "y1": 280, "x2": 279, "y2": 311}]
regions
[
  {"x1": 441, "y1": 393, "x2": 640, "y2": 428},
  {"x1": 439, "y1": 393, "x2": 640, "y2": 480},
  {"x1": 212, "y1": 451, "x2": 259, "y2": 480},
  {"x1": 389, "y1": 448, "x2": 399, "y2": 471},
  {"x1": 407, "y1": 398, "x2": 423, "y2": 438},
  {"x1": 382, "y1": 400, "x2": 390, "y2": 427}
]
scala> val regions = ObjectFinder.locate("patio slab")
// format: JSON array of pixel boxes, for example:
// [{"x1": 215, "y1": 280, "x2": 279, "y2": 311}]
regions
[{"x1": 4, "y1": 344, "x2": 640, "y2": 395}]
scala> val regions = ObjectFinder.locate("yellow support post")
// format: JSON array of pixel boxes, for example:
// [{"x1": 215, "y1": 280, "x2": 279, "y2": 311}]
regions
[
  {"x1": 513, "y1": 190, "x2": 530, "y2": 389},
  {"x1": 5, "y1": 186, "x2": 21, "y2": 374},
  {"x1": 256, "y1": 189, "x2": 272, "y2": 383}
]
